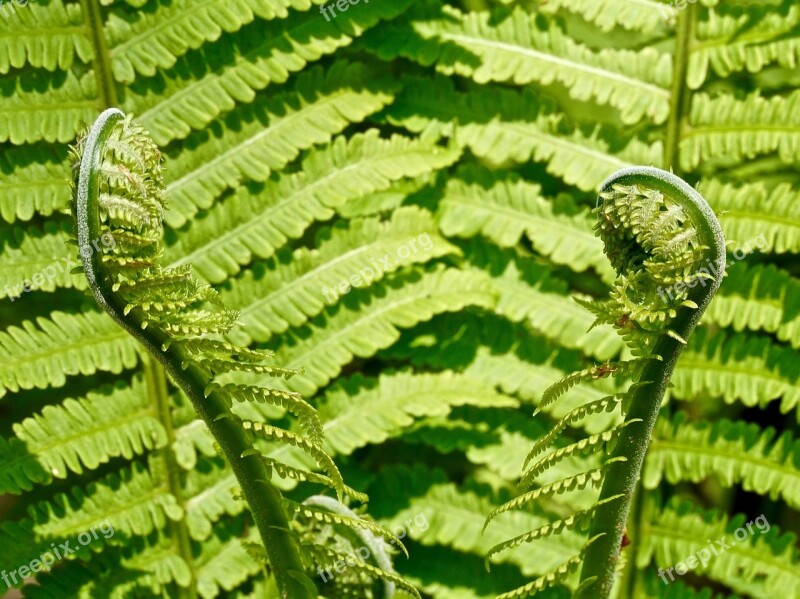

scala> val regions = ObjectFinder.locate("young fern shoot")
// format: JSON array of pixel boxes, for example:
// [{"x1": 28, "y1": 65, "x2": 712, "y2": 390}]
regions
[
  {"x1": 484, "y1": 167, "x2": 726, "y2": 599},
  {"x1": 70, "y1": 109, "x2": 414, "y2": 599}
]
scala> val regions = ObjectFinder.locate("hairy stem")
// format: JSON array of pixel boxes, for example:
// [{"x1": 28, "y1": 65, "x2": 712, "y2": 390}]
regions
[
  {"x1": 575, "y1": 167, "x2": 725, "y2": 599},
  {"x1": 76, "y1": 109, "x2": 315, "y2": 599}
]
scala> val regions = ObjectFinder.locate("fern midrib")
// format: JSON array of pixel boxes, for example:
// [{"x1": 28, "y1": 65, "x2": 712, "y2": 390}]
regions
[
  {"x1": 674, "y1": 358, "x2": 789, "y2": 387},
  {"x1": 2, "y1": 100, "x2": 97, "y2": 111},
  {"x1": 682, "y1": 124, "x2": 800, "y2": 136},
  {"x1": 437, "y1": 32, "x2": 671, "y2": 99},
  {"x1": 719, "y1": 210, "x2": 800, "y2": 226},
  {"x1": 504, "y1": 121, "x2": 634, "y2": 168},
  {"x1": 3, "y1": 26, "x2": 85, "y2": 36},
  {"x1": 693, "y1": 24, "x2": 800, "y2": 51},
  {"x1": 664, "y1": 2, "x2": 694, "y2": 172}
]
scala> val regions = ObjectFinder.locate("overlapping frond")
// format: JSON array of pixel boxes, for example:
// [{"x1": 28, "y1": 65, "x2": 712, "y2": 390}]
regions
[
  {"x1": 164, "y1": 132, "x2": 458, "y2": 281},
  {"x1": 646, "y1": 412, "x2": 800, "y2": 508},
  {"x1": 369, "y1": 5, "x2": 671, "y2": 124},
  {"x1": 0, "y1": 375, "x2": 165, "y2": 493},
  {"x1": 387, "y1": 76, "x2": 663, "y2": 192}
]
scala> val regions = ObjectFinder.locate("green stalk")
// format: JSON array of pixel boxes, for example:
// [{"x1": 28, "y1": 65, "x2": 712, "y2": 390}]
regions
[
  {"x1": 575, "y1": 167, "x2": 726, "y2": 599},
  {"x1": 75, "y1": 109, "x2": 316, "y2": 599}
]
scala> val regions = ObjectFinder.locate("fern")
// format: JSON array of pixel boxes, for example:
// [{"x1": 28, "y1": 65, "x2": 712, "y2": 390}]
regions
[
  {"x1": 2, "y1": 1, "x2": 799, "y2": 597},
  {"x1": 67, "y1": 109, "x2": 407, "y2": 597},
  {"x1": 485, "y1": 167, "x2": 727, "y2": 598}
]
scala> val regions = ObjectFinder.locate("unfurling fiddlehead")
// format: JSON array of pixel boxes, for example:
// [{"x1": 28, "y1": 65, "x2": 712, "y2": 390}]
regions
[
  {"x1": 70, "y1": 109, "x2": 415, "y2": 599},
  {"x1": 484, "y1": 167, "x2": 726, "y2": 599}
]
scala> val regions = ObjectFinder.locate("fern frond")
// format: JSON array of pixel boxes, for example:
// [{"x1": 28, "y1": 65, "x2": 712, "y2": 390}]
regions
[
  {"x1": 672, "y1": 328, "x2": 800, "y2": 416},
  {"x1": 195, "y1": 527, "x2": 262, "y2": 598},
  {"x1": 0, "y1": 310, "x2": 138, "y2": 399},
  {"x1": 700, "y1": 178, "x2": 800, "y2": 254},
  {"x1": 526, "y1": 393, "x2": 632, "y2": 463},
  {"x1": 319, "y1": 370, "x2": 517, "y2": 456},
  {"x1": 262, "y1": 457, "x2": 368, "y2": 503},
  {"x1": 438, "y1": 166, "x2": 613, "y2": 279},
  {"x1": 681, "y1": 90, "x2": 800, "y2": 170},
  {"x1": 0, "y1": 375, "x2": 165, "y2": 493},
  {"x1": 705, "y1": 263, "x2": 800, "y2": 349},
  {"x1": 163, "y1": 62, "x2": 397, "y2": 227},
  {"x1": 0, "y1": 0, "x2": 93, "y2": 73},
  {"x1": 539, "y1": 0, "x2": 668, "y2": 33},
  {"x1": 646, "y1": 412, "x2": 800, "y2": 509},
  {"x1": 106, "y1": 0, "x2": 298, "y2": 83},
  {"x1": 0, "y1": 144, "x2": 71, "y2": 221},
  {"x1": 485, "y1": 462, "x2": 624, "y2": 532},
  {"x1": 535, "y1": 360, "x2": 652, "y2": 417},
  {"x1": 218, "y1": 206, "x2": 458, "y2": 337},
  {"x1": 0, "y1": 457, "x2": 182, "y2": 571},
  {"x1": 165, "y1": 132, "x2": 458, "y2": 280},
  {"x1": 461, "y1": 240, "x2": 622, "y2": 360},
  {"x1": 368, "y1": 466, "x2": 585, "y2": 577},
  {"x1": 241, "y1": 420, "x2": 346, "y2": 500},
  {"x1": 70, "y1": 109, "x2": 364, "y2": 598},
  {"x1": 370, "y1": 5, "x2": 671, "y2": 124},
  {"x1": 488, "y1": 496, "x2": 622, "y2": 559},
  {"x1": 0, "y1": 70, "x2": 96, "y2": 143},
  {"x1": 388, "y1": 76, "x2": 663, "y2": 192},
  {"x1": 641, "y1": 498, "x2": 800, "y2": 597},
  {"x1": 261, "y1": 267, "x2": 496, "y2": 396},
  {"x1": 690, "y1": 4, "x2": 800, "y2": 88},
  {"x1": 129, "y1": 0, "x2": 415, "y2": 144},
  {"x1": 519, "y1": 420, "x2": 641, "y2": 490},
  {"x1": 495, "y1": 538, "x2": 596, "y2": 599},
  {"x1": 285, "y1": 500, "x2": 406, "y2": 554}
]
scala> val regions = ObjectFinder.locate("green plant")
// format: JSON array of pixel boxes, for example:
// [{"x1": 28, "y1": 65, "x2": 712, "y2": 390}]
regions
[
  {"x1": 485, "y1": 166, "x2": 727, "y2": 598},
  {"x1": 1, "y1": 1, "x2": 799, "y2": 598},
  {"x1": 70, "y1": 107, "x2": 417, "y2": 598}
]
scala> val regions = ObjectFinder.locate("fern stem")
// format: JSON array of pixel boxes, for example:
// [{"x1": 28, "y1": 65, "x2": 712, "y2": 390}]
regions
[
  {"x1": 144, "y1": 357, "x2": 197, "y2": 599},
  {"x1": 618, "y1": 486, "x2": 644, "y2": 598},
  {"x1": 76, "y1": 109, "x2": 316, "y2": 599},
  {"x1": 664, "y1": 3, "x2": 695, "y2": 173},
  {"x1": 79, "y1": 0, "x2": 117, "y2": 108},
  {"x1": 575, "y1": 167, "x2": 725, "y2": 599}
]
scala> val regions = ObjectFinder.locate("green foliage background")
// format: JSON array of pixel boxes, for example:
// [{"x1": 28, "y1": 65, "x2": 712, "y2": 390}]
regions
[{"x1": 0, "y1": 0, "x2": 798, "y2": 597}]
